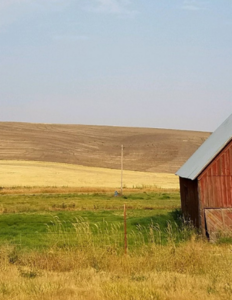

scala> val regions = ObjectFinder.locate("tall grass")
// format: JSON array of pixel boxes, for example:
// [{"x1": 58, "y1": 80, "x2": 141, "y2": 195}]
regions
[
  {"x1": 1, "y1": 224, "x2": 232, "y2": 300},
  {"x1": 43, "y1": 211, "x2": 195, "y2": 251},
  {"x1": 0, "y1": 191, "x2": 231, "y2": 299}
]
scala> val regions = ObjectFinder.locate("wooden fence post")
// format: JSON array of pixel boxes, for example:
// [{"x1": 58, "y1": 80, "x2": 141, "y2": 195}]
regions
[{"x1": 124, "y1": 204, "x2": 127, "y2": 254}]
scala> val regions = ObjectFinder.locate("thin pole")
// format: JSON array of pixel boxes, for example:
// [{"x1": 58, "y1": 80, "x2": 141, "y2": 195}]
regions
[
  {"x1": 124, "y1": 204, "x2": 127, "y2": 254},
  {"x1": 121, "y1": 145, "x2": 123, "y2": 195}
]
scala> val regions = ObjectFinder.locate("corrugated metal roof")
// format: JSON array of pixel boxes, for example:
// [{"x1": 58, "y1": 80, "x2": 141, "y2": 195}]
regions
[{"x1": 176, "y1": 114, "x2": 232, "y2": 180}]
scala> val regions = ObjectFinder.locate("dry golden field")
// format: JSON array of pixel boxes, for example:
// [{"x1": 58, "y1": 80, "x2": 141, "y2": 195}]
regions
[{"x1": 0, "y1": 160, "x2": 179, "y2": 189}]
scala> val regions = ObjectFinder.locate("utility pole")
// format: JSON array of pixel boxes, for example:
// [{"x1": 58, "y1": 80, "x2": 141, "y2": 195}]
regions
[{"x1": 121, "y1": 144, "x2": 123, "y2": 195}]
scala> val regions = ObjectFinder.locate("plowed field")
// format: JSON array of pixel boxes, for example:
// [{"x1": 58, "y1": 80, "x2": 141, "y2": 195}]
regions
[{"x1": 0, "y1": 122, "x2": 210, "y2": 173}]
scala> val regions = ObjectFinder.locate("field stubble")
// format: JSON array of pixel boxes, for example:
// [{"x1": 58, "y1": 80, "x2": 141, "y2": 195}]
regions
[{"x1": 0, "y1": 160, "x2": 179, "y2": 190}]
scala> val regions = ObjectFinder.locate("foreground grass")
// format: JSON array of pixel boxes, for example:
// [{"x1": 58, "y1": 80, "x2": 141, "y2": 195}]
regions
[
  {"x1": 1, "y1": 237, "x2": 232, "y2": 300},
  {"x1": 0, "y1": 191, "x2": 232, "y2": 299}
]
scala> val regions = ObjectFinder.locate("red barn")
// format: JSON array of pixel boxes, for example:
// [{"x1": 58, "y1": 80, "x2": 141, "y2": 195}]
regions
[{"x1": 176, "y1": 114, "x2": 232, "y2": 238}]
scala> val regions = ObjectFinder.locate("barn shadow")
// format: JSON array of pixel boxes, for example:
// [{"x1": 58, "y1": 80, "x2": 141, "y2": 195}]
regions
[
  {"x1": 128, "y1": 209, "x2": 195, "y2": 245},
  {"x1": 129, "y1": 209, "x2": 183, "y2": 229}
]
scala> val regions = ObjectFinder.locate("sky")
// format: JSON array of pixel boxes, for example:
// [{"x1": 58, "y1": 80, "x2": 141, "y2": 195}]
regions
[{"x1": 1, "y1": 0, "x2": 232, "y2": 132}]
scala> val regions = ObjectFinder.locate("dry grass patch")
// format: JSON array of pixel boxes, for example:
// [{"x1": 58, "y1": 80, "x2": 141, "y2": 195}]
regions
[{"x1": 0, "y1": 239, "x2": 232, "y2": 300}]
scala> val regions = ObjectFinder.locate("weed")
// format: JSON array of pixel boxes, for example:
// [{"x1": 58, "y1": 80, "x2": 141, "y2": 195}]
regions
[
  {"x1": 8, "y1": 247, "x2": 20, "y2": 264},
  {"x1": 18, "y1": 267, "x2": 39, "y2": 279}
]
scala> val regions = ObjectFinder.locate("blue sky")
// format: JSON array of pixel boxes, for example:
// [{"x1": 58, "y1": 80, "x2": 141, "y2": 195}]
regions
[{"x1": 1, "y1": 0, "x2": 232, "y2": 131}]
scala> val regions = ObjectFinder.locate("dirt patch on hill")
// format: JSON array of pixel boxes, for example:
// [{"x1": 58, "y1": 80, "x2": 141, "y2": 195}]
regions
[{"x1": 0, "y1": 122, "x2": 210, "y2": 173}]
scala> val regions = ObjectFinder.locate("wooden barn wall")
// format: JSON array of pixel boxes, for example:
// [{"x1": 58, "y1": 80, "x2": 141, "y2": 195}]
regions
[
  {"x1": 179, "y1": 177, "x2": 200, "y2": 227},
  {"x1": 198, "y1": 140, "x2": 232, "y2": 209}
]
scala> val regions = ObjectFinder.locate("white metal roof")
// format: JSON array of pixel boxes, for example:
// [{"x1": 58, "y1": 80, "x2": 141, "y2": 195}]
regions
[{"x1": 176, "y1": 114, "x2": 232, "y2": 180}]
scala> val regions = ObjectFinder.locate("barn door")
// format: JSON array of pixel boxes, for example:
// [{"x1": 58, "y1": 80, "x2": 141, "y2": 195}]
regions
[{"x1": 205, "y1": 208, "x2": 232, "y2": 240}]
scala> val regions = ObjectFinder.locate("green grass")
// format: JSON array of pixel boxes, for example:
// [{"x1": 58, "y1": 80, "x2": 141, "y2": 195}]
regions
[
  {"x1": 0, "y1": 192, "x2": 180, "y2": 213},
  {"x1": 0, "y1": 192, "x2": 183, "y2": 250}
]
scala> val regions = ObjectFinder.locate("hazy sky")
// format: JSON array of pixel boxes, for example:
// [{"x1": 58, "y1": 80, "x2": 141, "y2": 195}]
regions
[{"x1": 1, "y1": 0, "x2": 232, "y2": 132}]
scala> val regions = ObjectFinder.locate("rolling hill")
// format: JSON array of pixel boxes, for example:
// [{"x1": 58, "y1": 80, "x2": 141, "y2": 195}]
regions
[{"x1": 0, "y1": 122, "x2": 210, "y2": 174}]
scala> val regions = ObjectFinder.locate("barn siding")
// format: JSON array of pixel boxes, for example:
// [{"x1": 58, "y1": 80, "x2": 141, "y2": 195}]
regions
[
  {"x1": 198, "y1": 140, "x2": 232, "y2": 209},
  {"x1": 179, "y1": 177, "x2": 199, "y2": 227}
]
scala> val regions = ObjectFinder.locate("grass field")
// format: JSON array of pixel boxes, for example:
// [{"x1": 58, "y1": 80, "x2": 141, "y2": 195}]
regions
[
  {"x1": 0, "y1": 189, "x2": 232, "y2": 299},
  {"x1": 0, "y1": 160, "x2": 231, "y2": 299},
  {"x1": 0, "y1": 160, "x2": 179, "y2": 189},
  {"x1": 0, "y1": 191, "x2": 181, "y2": 249}
]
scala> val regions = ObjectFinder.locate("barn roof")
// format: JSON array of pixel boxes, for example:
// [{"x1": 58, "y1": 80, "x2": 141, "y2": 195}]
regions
[{"x1": 176, "y1": 114, "x2": 232, "y2": 180}]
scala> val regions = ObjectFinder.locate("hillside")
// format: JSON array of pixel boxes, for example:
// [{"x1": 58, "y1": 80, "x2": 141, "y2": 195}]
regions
[{"x1": 0, "y1": 122, "x2": 210, "y2": 173}]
